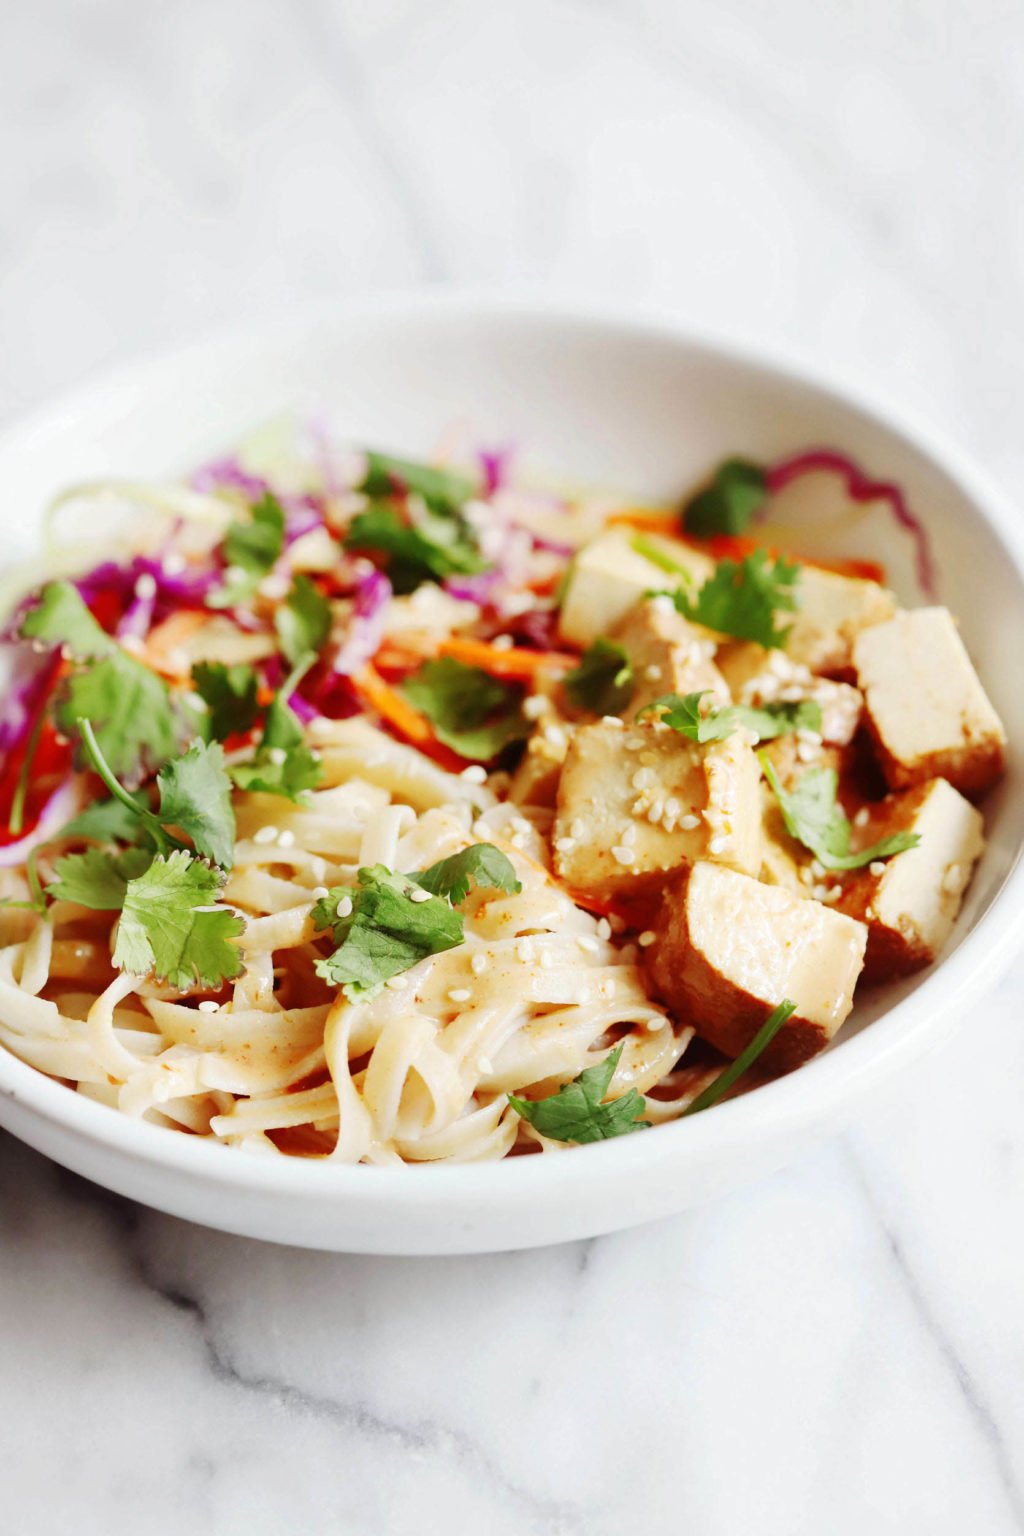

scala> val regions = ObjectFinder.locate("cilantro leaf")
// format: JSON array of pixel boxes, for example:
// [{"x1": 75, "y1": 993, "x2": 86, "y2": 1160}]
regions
[
  {"x1": 344, "y1": 504, "x2": 487, "y2": 594},
  {"x1": 191, "y1": 662, "x2": 260, "y2": 742},
  {"x1": 683, "y1": 458, "x2": 767, "y2": 539},
  {"x1": 46, "y1": 846, "x2": 152, "y2": 910},
  {"x1": 663, "y1": 551, "x2": 801, "y2": 649},
  {"x1": 564, "y1": 640, "x2": 635, "y2": 715},
  {"x1": 508, "y1": 1043, "x2": 649, "y2": 1144},
  {"x1": 20, "y1": 582, "x2": 187, "y2": 784},
  {"x1": 682, "y1": 1000, "x2": 797, "y2": 1115},
  {"x1": 113, "y1": 850, "x2": 245, "y2": 989},
  {"x1": 640, "y1": 691, "x2": 823, "y2": 744},
  {"x1": 229, "y1": 654, "x2": 323, "y2": 801},
  {"x1": 312, "y1": 865, "x2": 464, "y2": 1001},
  {"x1": 361, "y1": 451, "x2": 478, "y2": 514},
  {"x1": 402, "y1": 658, "x2": 528, "y2": 761},
  {"x1": 58, "y1": 793, "x2": 154, "y2": 847},
  {"x1": 414, "y1": 844, "x2": 522, "y2": 905},
  {"x1": 20, "y1": 580, "x2": 117, "y2": 659},
  {"x1": 275, "y1": 574, "x2": 331, "y2": 666},
  {"x1": 58, "y1": 656, "x2": 182, "y2": 784},
  {"x1": 760, "y1": 756, "x2": 920, "y2": 871},
  {"x1": 155, "y1": 739, "x2": 236, "y2": 870},
  {"x1": 208, "y1": 493, "x2": 285, "y2": 607}
]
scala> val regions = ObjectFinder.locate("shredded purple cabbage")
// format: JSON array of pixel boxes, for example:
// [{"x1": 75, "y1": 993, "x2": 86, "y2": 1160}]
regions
[
  {"x1": 332, "y1": 569, "x2": 392, "y2": 677},
  {"x1": 478, "y1": 445, "x2": 514, "y2": 496},
  {"x1": 191, "y1": 456, "x2": 325, "y2": 547},
  {"x1": 0, "y1": 777, "x2": 78, "y2": 867}
]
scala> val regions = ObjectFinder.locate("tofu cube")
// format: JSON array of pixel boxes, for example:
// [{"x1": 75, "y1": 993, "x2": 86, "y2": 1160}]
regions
[
  {"x1": 611, "y1": 597, "x2": 731, "y2": 717},
  {"x1": 716, "y1": 641, "x2": 862, "y2": 745},
  {"x1": 558, "y1": 531, "x2": 714, "y2": 648},
  {"x1": 509, "y1": 723, "x2": 572, "y2": 807},
  {"x1": 853, "y1": 607, "x2": 1006, "y2": 795},
  {"x1": 552, "y1": 717, "x2": 761, "y2": 902},
  {"x1": 784, "y1": 566, "x2": 896, "y2": 674},
  {"x1": 644, "y1": 861, "x2": 867, "y2": 1072},
  {"x1": 837, "y1": 778, "x2": 985, "y2": 979}
]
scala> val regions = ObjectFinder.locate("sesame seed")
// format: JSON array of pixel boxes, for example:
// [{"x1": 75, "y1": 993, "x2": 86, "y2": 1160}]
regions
[
  {"x1": 643, "y1": 664, "x2": 663, "y2": 682},
  {"x1": 631, "y1": 769, "x2": 652, "y2": 791},
  {"x1": 621, "y1": 824, "x2": 638, "y2": 847},
  {"x1": 650, "y1": 595, "x2": 675, "y2": 615},
  {"x1": 448, "y1": 988, "x2": 471, "y2": 1002},
  {"x1": 601, "y1": 716, "x2": 625, "y2": 729},
  {"x1": 854, "y1": 807, "x2": 870, "y2": 827},
  {"x1": 336, "y1": 895, "x2": 353, "y2": 918},
  {"x1": 797, "y1": 742, "x2": 818, "y2": 763},
  {"x1": 510, "y1": 833, "x2": 527, "y2": 850},
  {"x1": 665, "y1": 797, "x2": 682, "y2": 820},
  {"x1": 597, "y1": 918, "x2": 612, "y2": 941},
  {"x1": 268, "y1": 747, "x2": 287, "y2": 766},
  {"x1": 523, "y1": 695, "x2": 547, "y2": 720},
  {"x1": 491, "y1": 634, "x2": 514, "y2": 651},
  {"x1": 708, "y1": 836, "x2": 727, "y2": 854},
  {"x1": 611, "y1": 845, "x2": 635, "y2": 865},
  {"x1": 569, "y1": 818, "x2": 585, "y2": 839},
  {"x1": 823, "y1": 886, "x2": 842, "y2": 903},
  {"x1": 577, "y1": 935, "x2": 600, "y2": 954},
  {"x1": 253, "y1": 825, "x2": 279, "y2": 845},
  {"x1": 543, "y1": 723, "x2": 568, "y2": 750},
  {"x1": 119, "y1": 634, "x2": 144, "y2": 655},
  {"x1": 471, "y1": 953, "x2": 488, "y2": 975},
  {"x1": 30, "y1": 639, "x2": 47, "y2": 654},
  {"x1": 554, "y1": 836, "x2": 576, "y2": 853},
  {"x1": 812, "y1": 883, "x2": 830, "y2": 901},
  {"x1": 638, "y1": 930, "x2": 657, "y2": 947},
  {"x1": 197, "y1": 1000, "x2": 219, "y2": 1013},
  {"x1": 511, "y1": 816, "x2": 532, "y2": 834},
  {"x1": 277, "y1": 829, "x2": 295, "y2": 848},
  {"x1": 134, "y1": 572, "x2": 157, "y2": 600},
  {"x1": 386, "y1": 975, "x2": 409, "y2": 990},
  {"x1": 409, "y1": 887, "x2": 432, "y2": 903},
  {"x1": 472, "y1": 819, "x2": 490, "y2": 839},
  {"x1": 162, "y1": 552, "x2": 186, "y2": 576},
  {"x1": 312, "y1": 886, "x2": 329, "y2": 900},
  {"x1": 680, "y1": 813, "x2": 700, "y2": 831},
  {"x1": 625, "y1": 734, "x2": 645, "y2": 750},
  {"x1": 869, "y1": 861, "x2": 886, "y2": 877},
  {"x1": 460, "y1": 764, "x2": 487, "y2": 784},
  {"x1": 810, "y1": 859, "x2": 826, "y2": 880}
]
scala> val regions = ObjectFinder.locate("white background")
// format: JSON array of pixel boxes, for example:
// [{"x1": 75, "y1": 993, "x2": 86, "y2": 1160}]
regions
[{"x1": 2, "y1": 3, "x2": 1023, "y2": 1533}]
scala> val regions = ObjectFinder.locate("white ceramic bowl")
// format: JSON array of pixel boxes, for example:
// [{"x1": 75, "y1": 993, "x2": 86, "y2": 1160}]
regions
[{"x1": 1, "y1": 294, "x2": 1021, "y2": 1254}]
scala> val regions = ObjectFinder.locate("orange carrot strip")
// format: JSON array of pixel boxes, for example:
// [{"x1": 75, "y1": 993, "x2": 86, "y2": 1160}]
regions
[
  {"x1": 437, "y1": 637, "x2": 578, "y2": 679},
  {"x1": 353, "y1": 664, "x2": 435, "y2": 747},
  {"x1": 607, "y1": 508, "x2": 678, "y2": 533}
]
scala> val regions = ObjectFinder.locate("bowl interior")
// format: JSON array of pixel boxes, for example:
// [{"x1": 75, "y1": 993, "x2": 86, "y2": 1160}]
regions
[{"x1": 0, "y1": 298, "x2": 1021, "y2": 1193}]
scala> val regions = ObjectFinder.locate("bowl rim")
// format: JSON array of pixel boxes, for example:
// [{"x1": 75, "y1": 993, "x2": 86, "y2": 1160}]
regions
[{"x1": 1, "y1": 287, "x2": 1022, "y2": 1204}]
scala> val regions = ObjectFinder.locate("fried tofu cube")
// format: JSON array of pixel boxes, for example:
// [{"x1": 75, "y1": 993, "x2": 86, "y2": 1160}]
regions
[
  {"x1": 509, "y1": 723, "x2": 572, "y2": 807},
  {"x1": 784, "y1": 566, "x2": 896, "y2": 674},
  {"x1": 853, "y1": 607, "x2": 1006, "y2": 796},
  {"x1": 611, "y1": 597, "x2": 730, "y2": 717},
  {"x1": 716, "y1": 641, "x2": 862, "y2": 744},
  {"x1": 552, "y1": 717, "x2": 761, "y2": 901},
  {"x1": 837, "y1": 778, "x2": 985, "y2": 979},
  {"x1": 558, "y1": 531, "x2": 714, "y2": 648},
  {"x1": 644, "y1": 861, "x2": 867, "y2": 1072}
]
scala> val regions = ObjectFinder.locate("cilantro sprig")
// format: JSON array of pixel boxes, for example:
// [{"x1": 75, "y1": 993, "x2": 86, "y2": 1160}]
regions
[
  {"x1": 760, "y1": 756, "x2": 920, "y2": 872},
  {"x1": 682, "y1": 1000, "x2": 797, "y2": 1115},
  {"x1": 657, "y1": 551, "x2": 801, "y2": 649},
  {"x1": 312, "y1": 844, "x2": 519, "y2": 1002},
  {"x1": 344, "y1": 503, "x2": 487, "y2": 594},
  {"x1": 360, "y1": 451, "x2": 479, "y2": 515},
  {"x1": 229, "y1": 653, "x2": 323, "y2": 801},
  {"x1": 639, "y1": 691, "x2": 822, "y2": 744},
  {"x1": 682, "y1": 458, "x2": 768, "y2": 539},
  {"x1": 275, "y1": 574, "x2": 331, "y2": 667},
  {"x1": 113, "y1": 851, "x2": 245, "y2": 990},
  {"x1": 20, "y1": 581, "x2": 186, "y2": 784},
  {"x1": 563, "y1": 639, "x2": 635, "y2": 716},
  {"x1": 191, "y1": 662, "x2": 260, "y2": 742},
  {"x1": 208, "y1": 492, "x2": 285, "y2": 608},
  {"x1": 402, "y1": 658, "x2": 528, "y2": 761},
  {"x1": 508, "y1": 1043, "x2": 649, "y2": 1144}
]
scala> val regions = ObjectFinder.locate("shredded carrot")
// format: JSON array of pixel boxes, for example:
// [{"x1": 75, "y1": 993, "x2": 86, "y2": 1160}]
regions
[
  {"x1": 437, "y1": 637, "x2": 578, "y2": 680},
  {"x1": 607, "y1": 507, "x2": 678, "y2": 533},
  {"x1": 353, "y1": 664, "x2": 435, "y2": 747},
  {"x1": 139, "y1": 610, "x2": 209, "y2": 676},
  {"x1": 705, "y1": 533, "x2": 885, "y2": 583}
]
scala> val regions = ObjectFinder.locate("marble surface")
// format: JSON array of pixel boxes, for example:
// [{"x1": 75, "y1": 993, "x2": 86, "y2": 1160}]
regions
[{"x1": 2, "y1": 2, "x2": 1024, "y2": 1532}]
